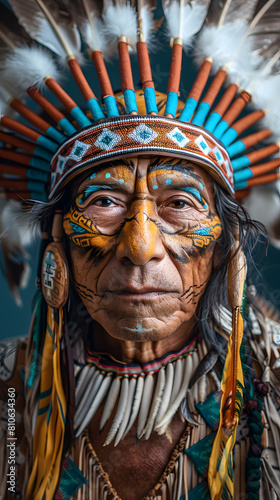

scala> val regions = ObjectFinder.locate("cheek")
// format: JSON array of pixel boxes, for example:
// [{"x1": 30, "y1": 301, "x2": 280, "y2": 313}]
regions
[
  {"x1": 178, "y1": 244, "x2": 215, "y2": 311},
  {"x1": 67, "y1": 244, "x2": 104, "y2": 314}
]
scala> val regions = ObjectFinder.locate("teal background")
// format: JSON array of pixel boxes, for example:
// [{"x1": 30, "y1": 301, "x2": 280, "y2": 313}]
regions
[{"x1": 0, "y1": 1, "x2": 280, "y2": 340}]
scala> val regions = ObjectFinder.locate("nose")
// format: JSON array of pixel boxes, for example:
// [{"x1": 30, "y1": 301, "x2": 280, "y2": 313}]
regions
[{"x1": 116, "y1": 200, "x2": 166, "y2": 265}]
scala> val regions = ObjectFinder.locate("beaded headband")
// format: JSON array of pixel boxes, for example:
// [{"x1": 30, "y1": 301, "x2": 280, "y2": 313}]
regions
[{"x1": 50, "y1": 115, "x2": 233, "y2": 198}]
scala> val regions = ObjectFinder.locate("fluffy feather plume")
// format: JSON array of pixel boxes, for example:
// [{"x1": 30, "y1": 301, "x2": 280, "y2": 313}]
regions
[
  {"x1": 137, "y1": 0, "x2": 157, "y2": 47},
  {"x1": 195, "y1": 0, "x2": 280, "y2": 87},
  {"x1": 8, "y1": 0, "x2": 83, "y2": 64},
  {"x1": 0, "y1": 200, "x2": 38, "y2": 305},
  {"x1": 194, "y1": 0, "x2": 260, "y2": 77},
  {"x1": 80, "y1": 16, "x2": 109, "y2": 56},
  {"x1": 1, "y1": 45, "x2": 60, "y2": 93},
  {"x1": 162, "y1": 0, "x2": 210, "y2": 49},
  {"x1": 59, "y1": 0, "x2": 110, "y2": 58},
  {"x1": 102, "y1": 3, "x2": 138, "y2": 52},
  {"x1": 195, "y1": 21, "x2": 259, "y2": 78}
]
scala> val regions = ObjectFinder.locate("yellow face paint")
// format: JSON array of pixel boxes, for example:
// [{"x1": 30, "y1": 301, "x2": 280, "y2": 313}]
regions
[{"x1": 63, "y1": 159, "x2": 222, "y2": 265}]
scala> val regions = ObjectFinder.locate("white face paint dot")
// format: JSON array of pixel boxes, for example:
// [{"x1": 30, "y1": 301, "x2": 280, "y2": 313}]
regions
[{"x1": 105, "y1": 173, "x2": 111, "y2": 178}]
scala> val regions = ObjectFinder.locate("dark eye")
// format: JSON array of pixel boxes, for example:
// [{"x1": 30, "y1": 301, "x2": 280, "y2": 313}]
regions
[
  {"x1": 169, "y1": 200, "x2": 190, "y2": 209},
  {"x1": 95, "y1": 198, "x2": 116, "y2": 207}
]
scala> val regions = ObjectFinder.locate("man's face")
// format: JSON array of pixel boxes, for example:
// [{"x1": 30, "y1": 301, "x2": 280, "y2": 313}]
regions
[{"x1": 63, "y1": 157, "x2": 222, "y2": 342}]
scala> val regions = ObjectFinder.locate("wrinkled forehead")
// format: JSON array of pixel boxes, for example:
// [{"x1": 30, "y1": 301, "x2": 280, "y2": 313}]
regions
[{"x1": 71, "y1": 156, "x2": 216, "y2": 207}]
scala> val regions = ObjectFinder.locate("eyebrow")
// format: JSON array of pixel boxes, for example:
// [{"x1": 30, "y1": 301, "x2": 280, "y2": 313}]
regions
[
  {"x1": 179, "y1": 186, "x2": 208, "y2": 208},
  {"x1": 149, "y1": 159, "x2": 202, "y2": 181},
  {"x1": 149, "y1": 160, "x2": 210, "y2": 206},
  {"x1": 77, "y1": 159, "x2": 136, "y2": 196},
  {"x1": 81, "y1": 184, "x2": 114, "y2": 202}
]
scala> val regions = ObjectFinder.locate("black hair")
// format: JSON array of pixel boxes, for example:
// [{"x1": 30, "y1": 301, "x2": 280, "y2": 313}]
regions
[{"x1": 196, "y1": 183, "x2": 267, "y2": 352}]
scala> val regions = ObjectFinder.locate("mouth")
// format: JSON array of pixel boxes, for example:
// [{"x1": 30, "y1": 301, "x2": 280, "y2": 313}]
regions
[{"x1": 103, "y1": 287, "x2": 176, "y2": 300}]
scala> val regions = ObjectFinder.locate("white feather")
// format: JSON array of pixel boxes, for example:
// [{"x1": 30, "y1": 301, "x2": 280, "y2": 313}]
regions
[
  {"x1": 141, "y1": 366, "x2": 166, "y2": 440},
  {"x1": 123, "y1": 373, "x2": 145, "y2": 437},
  {"x1": 99, "y1": 376, "x2": 121, "y2": 432},
  {"x1": 1, "y1": 46, "x2": 59, "y2": 93},
  {"x1": 0, "y1": 200, "x2": 38, "y2": 248},
  {"x1": 37, "y1": 18, "x2": 81, "y2": 60},
  {"x1": 155, "y1": 362, "x2": 174, "y2": 425},
  {"x1": 102, "y1": 5, "x2": 137, "y2": 51},
  {"x1": 195, "y1": 21, "x2": 260, "y2": 81},
  {"x1": 249, "y1": 74, "x2": 280, "y2": 138},
  {"x1": 104, "y1": 375, "x2": 129, "y2": 446},
  {"x1": 74, "y1": 370, "x2": 103, "y2": 429},
  {"x1": 75, "y1": 365, "x2": 95, "y2": 407},
  {"x1": 137, "y1": 373, "x2": 154, "y2": 439},
  {"x1": 155, "y1": 354, "x2": 193, "y2": 430},
  {"x1": 76, "y1": 373, "x2": 113, "y2": 438},
  {"x1": 170, "y1": 357, "x2": 183, "y2": 405},
  {"x1": 198, "y1": 374, "x2": 207, "y2": 403},
  {"x1": 165, "y1": 3, "x2": 207, "y2": 48},
  {"x1": 114, "y1": 375, "x2": 137, "y2": 446},
  {"x1": 80, "y1": 17, "x2": 110, "y2": 57},
  {"x1": 141, "y1": 5, "x2": 155, "y2": 46}
]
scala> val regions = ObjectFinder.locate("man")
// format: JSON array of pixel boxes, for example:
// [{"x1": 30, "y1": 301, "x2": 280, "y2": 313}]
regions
[{"x1": 0, "y1": 0, "x2": 280, "y2": 499}]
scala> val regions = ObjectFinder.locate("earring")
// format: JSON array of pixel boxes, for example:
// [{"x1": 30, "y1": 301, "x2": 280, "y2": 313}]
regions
[
  {"x1": 223, "y1": 226, "x2": 246, "y2": 429},
  {"x1": 41, "y1": 210, "x2": 69, "y2": 309}
]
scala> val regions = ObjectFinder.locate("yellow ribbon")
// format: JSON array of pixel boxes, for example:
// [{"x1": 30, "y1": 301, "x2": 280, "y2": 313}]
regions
[{"x1": 26, "y1": 307, "x2": 66, "y2": 499}]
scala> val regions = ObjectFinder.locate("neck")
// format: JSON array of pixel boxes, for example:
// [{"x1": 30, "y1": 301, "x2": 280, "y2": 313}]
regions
[{"x1": 88, "y1": 319, "x2": 197, "y2": 364}]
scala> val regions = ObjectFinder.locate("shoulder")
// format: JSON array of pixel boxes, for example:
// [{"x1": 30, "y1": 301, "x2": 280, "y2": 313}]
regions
[
  {"x1": 0, "y1": 337, "x2": 24, "y2": 382},
  {"x1": 0, "y1": 337, "x2": 28, "y2": 403}
]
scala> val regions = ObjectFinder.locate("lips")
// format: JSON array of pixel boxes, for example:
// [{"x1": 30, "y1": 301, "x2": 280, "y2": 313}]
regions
[
  {"x1": 109, "y1": 287, "x2": 171, "y2": 294},
  {"x1": 101, "y1": 286, "x2": 177, "y2": 300}
]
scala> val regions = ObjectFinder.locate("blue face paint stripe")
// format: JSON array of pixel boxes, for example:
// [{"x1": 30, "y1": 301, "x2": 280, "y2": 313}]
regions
[
  {"x1": 82, "y1": 184, "x2": 114, "y2": 201},
  {"x1": 180, "y1": 187, "x2": 208, "y2": 208}
]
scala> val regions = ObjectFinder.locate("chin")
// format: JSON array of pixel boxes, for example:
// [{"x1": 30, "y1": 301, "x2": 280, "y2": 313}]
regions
[{"x1": 93, "y1": 313, "x2": 185, "y2": 342}]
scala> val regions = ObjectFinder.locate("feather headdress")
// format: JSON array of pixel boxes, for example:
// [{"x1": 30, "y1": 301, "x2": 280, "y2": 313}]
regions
[{"x1": 0, "y1": 3, "x2": 280, "y2": 498}]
